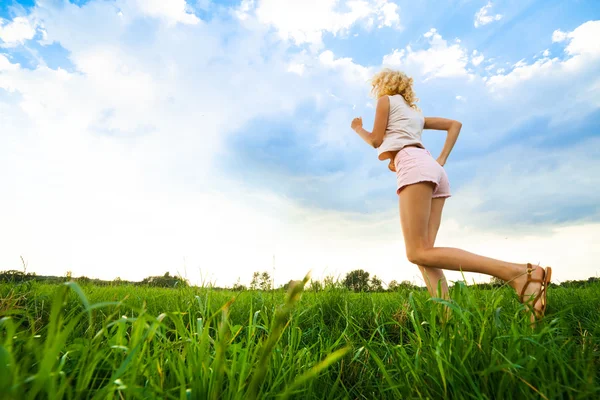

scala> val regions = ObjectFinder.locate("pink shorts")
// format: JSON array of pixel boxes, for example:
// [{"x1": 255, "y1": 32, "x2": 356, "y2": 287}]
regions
[{"x1": 394, "y1": 146, "x2": 451, "y2": 198}]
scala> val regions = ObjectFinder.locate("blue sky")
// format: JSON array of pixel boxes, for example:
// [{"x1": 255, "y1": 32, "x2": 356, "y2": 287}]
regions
[{"x1": 1, "y1": 0, "x2": 599, "y2": 286}]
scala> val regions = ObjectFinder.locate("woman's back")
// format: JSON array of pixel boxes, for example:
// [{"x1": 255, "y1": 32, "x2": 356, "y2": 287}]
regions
[{"x1": 377, "y1": 94, "x2": 425, "y2": 161}]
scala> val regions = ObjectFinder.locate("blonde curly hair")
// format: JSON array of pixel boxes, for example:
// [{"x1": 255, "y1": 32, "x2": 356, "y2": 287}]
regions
[{"x1": 370, "y1": 68, "x2": 419, "y2": 110}]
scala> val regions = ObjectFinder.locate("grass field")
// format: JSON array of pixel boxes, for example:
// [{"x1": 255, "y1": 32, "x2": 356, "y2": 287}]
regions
[{"x1": 1, "y1": 276, "x2": 599, "y2": 399}]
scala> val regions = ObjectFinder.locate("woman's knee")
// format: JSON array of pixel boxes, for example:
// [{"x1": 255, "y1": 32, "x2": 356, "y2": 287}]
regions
[{"x1": 406, "y1": 246, "x2": 429, "y2": 265}]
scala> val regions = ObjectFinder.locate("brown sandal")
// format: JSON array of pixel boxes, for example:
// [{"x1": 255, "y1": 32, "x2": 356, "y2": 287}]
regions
[{"x1": 519, "y1": 263, "x2": 552, "y2": 320}]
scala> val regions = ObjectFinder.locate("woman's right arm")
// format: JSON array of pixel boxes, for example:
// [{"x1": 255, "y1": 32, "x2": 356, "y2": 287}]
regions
[{"x1": 424, "y1": 117, "x2": 462, "y2": 167}]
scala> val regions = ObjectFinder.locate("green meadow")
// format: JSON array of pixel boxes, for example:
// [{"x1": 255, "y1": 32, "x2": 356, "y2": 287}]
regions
[{"x1": 1, "y1": 277, "x2": 599, "y2": 399}]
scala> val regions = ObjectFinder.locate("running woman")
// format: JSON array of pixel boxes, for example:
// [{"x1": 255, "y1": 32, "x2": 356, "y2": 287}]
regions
[{"x1": 350, "y1": 69, "x2": 551, "y2": 322}]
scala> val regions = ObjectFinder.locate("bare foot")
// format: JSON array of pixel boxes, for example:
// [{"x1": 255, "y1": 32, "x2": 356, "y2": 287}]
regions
[{"x1": 509, "y1": 264, "x2": 545, "y2": 322}]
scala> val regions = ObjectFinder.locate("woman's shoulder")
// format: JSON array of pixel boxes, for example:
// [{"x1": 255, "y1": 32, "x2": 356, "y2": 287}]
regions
[
  {"x1": 389, "y1": 94, "x2": 417, "y2": 111},
  {"x1": 389, "y1": 94, "x2": 409, "y2": 105}
]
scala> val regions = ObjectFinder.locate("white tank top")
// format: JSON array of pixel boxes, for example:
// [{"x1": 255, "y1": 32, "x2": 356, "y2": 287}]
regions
[{"x1": 377, "y1": 94, "x2": 425, "y2": 160}]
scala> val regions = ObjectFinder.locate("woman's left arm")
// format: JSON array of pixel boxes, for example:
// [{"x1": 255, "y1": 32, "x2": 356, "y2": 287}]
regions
[
  {"x1": 351, "y1": 96, "x2": 389, "y2": 148},
  {"x1": 424, "y1": 117, "x2": 462, "y2": 166}
]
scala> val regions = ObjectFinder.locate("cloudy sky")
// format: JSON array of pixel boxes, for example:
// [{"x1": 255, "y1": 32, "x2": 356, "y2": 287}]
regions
[{"x1": 1, "y1": 0, "x2": 599, "y2": 288}]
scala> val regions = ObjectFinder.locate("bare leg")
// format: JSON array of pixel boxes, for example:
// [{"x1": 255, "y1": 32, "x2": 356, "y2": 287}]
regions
[
  {"x1": 418, "y1": 197, "x2": 451, "y2": 322},
  {"x1": 416, "y1": 197, "x2": 449, "y2": 300},
  {"x1": 399, "y1": 182, "x2": 545, "y2": 317}
]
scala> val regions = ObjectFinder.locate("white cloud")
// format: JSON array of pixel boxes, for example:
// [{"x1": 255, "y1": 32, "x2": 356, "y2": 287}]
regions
[
  {"x1": 0, "y1": 16, "x2": 37, "y2": 47},
  {"x1": 382, "y1": 48, "x2": 405, "y2": 65},
  {"x1": 287, "y1": 62, "x2": 305, "y2": 75},
  {"x1": 551, "y1": 22, "x2": 600, "y2": 58},
  {"x1": 474, "y1": 1, "x2": 502, "y2": 28},
  {"x1": 542, "y1": 49, "x2": 550, "y2": 57},
  {"x1": 552, "y1": 29, "x2": 568, "y2": 43},
  {"x1": 513, "y1": 58, "x2": 527, "y2": 68},
  {"x1": 487, "y1": 21, "x2": 600, "y2": 94},
  {"x1": 319, "y1": 49, "x2": 372, "y2": 84},
  {"x1": 471, "y1": 49, "x2": 484, "y2": 66},
  {"x1": 377, "y1": 0, "x2": 400, "y2": 28},
  {"x1": 0, "y1": 53, "x2": 20, "y2": 71},
  {"x1": 413, "y1": 20, "x2": 598, "y2": 147},
  {"x1": 423, "y1": 28, "x2": 436, "y2": 38},
  {"x1": 235, "y1": 0, "x2": 256, "y2": 21},
  {"x1": 561, "y1": 20, "x2": 600, "y2": 56},
  {"x1": 130, "y1": 0, "x2": 200, "y2": 25},
  {"x1": 240, "y1": 0, "x2": 400, "y2": 48},
  {"x1": 382, "y1": 28, "x2": 470, "y2": 80}
]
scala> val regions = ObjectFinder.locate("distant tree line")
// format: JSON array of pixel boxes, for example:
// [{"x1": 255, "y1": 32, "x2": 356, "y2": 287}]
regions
[
  {"x1": 0, "y1": 270, "x2": 188, "y2": 288},
  {"x1": 550, "y1": 277, "x2": 599, "y2": 288},
  {"x1": 0, "y1": 270, "x2": 38, "y2": 283},
  {"x1": 1, "y1": 268, "x2": 598, "y2": 291},
  {"x1": 231, "y1": 269, "x2": 420, "y2": 293}
]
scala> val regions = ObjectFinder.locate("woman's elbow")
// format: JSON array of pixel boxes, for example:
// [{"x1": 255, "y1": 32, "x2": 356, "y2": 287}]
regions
[
  {"x1": 452, "y1": 120, "x2": 462, "y2": 130},
  {"x1": 371, "y1": 134, "x2": 384, "y2": 148}
]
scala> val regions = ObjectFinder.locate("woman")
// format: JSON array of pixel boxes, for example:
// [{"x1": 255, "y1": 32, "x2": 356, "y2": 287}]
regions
[{"x1": 350, "y1": 69, "x2": 551, "y2": 322}]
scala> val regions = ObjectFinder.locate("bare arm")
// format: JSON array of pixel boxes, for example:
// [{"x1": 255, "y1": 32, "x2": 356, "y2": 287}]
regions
[
  {"x1": 424, "y1": 117, "x2": 462, "y2": 166},
  {"x1": 351, "y1": 96, "x2": 389, "y2": 148}
]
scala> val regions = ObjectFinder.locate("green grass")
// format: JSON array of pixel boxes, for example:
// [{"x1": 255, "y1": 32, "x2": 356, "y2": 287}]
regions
[{"x1": 1, "y1": 277, "x2": 599, "y2": 399}]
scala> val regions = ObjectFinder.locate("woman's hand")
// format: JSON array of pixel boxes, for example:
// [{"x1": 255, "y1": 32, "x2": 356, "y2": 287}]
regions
[
  {"x1": 388, "y1": 159, "x2": 397, "y2": 172},
  {"x1": 351, "y1": 117, "x2": 363, "y2": 132}
]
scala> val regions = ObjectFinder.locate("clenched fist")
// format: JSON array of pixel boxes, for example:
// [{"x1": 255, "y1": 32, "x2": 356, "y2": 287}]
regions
[{"x1": 351, "y1": 117, "x2": 363, "y2": 132}]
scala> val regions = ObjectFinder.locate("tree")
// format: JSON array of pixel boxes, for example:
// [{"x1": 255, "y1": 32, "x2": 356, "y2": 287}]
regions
[
  {"x1": 76, "y1": 276, "x2": 91, "y2": 284},
  {"x1": 250, "y1": 272, "x2": 260, "y2": 290},
  {"x1": 344, "y1": 269, "x2": 370, "y2": 292},
  {"x1": 389, "y1": 280, "x2": 417, "y2": 291},
  {"x1": 141, "y1": 272, "x2": 188, "y2": 288},
  {"x1": 400, "y1": 280, "x2": 417, "y2": 290},
  {"x1": 370, "y1": 275, "x2": 383, "y2": 292},
  {"x1": 0, "y1": 270, "x2": 28, "y2": 283},
  {"x1": 250, "y1": 271, "x2": 272, "y2": 291},
  {"x1": 260, "y1": 272, "x2": 272, "y2": 291},
  {"x1": 232, "y1": 278, "x2": 246, "y2": 291}
]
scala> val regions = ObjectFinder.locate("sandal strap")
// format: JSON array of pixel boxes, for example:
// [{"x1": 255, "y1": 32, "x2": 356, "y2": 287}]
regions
[
  {"x1": 519, "y1": 263, "x2": 533, "y2": 302},
  {"x1": 531, "y1": 287, "x2": 545, "y2": 307},
  {"x1": 519, "y1": 263, "x2": 544, "y2": 303}
]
